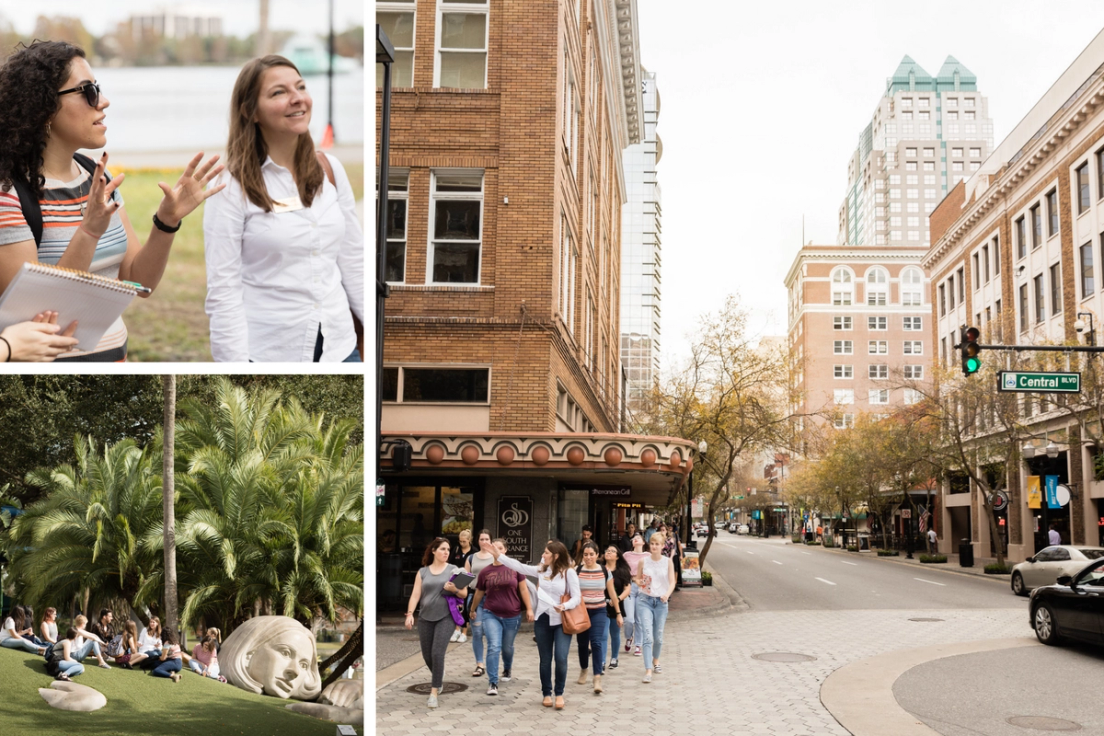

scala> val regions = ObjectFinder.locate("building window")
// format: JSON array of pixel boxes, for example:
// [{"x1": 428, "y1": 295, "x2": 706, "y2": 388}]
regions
[
  {"x1": 972, "y1": 253, "x2": 980, "y2": 289},
  {"x1": 904, "y1": 365, "x2": 924, "y2": 379},
  {"x1": 383, "y1": 170, "x2": 408, "y2": 282},
  {"x1": 831, "y1": 268, "x2": 854, "y2": 306},
  {"x1": 1019, "y1": 283, "x2": 1028, "y2": 332},
  {"x1": 957, "y1": 267, "x2": 965, "y2": 302},
  {"x1": 993, "y1": 235, "x2": 1001, "y2": 275},
  {"x1": 1016, "y1": 216, "x2": 1026, "y2": 259},
  {"x1": 834, "y1": 389, "x2": 854, "y2": 405},
  {"x1": 377, "y1": 6, "x2": 415, "y2": 87},
  {"x1": 868, "y1": 316, "x2": 887, "y2": 330},
  {"x1": 430, "y1": 171, "x2": 483, "y2": 283},
  {"x1": 866, "y1": 268, "x2": 888, "y2": 306},
  {"x1": 1090, "y1": 240, "x2": 1100, "y2": 298},
  {"x1": 562, "y1": 46, "x2": 578, "y2": 174},
  {"x1": 903, "y1": 341, "x2": 922, "y2": 355},
  {"x1": 1098, "y1": 148, "x2": 1104, "y2": 201},
  {"x1": 939, "y1": 283, "x2": 946, "y2": 316},
  {"x1": 437, "y1": 0, "x2": 489, "y2": 89},
  {"x1": 1031, "y1": 204, "x2": 1042, "y2": 249},
  {"x1": 1078, "y1": 162, "x2": 1090, "y2": 214},
  {"x1": 833, "y1": 340, "x2": 853, "y2": 355},
  {"x1": 868, "y1": 340, "x2": 887, "y2": 355},
  {"x1": 981, "y1": 244, "x2": 990, "y2": 283},
  {"x1": 833, "y1": 316, "x2": 852, "y2": 330},
  {"x1": 869, "y1": 365, "x2": 888, "y2": 380},
  {"x1": 1034, "y1": 274, "x2": 1045, "y2": 323},
  {"x1": 834, "y1": 413, "x2": 855, "y2": 429},
  {"x1": 834, "y1": 365, "x2": 853, "y2": 379},
  {"x1": 869, "y1": 389, "x2": 889, "y2": 405},
  {"x1": 901, "y1": 267, "x2": 923, "y2": 306},
  {"x1": 948, "y1": 275, "x2": 955, "y2": 308},
  {"x1": 1050, "y1": 263, "x2": 1062, "y2": 315},
  {"x1": 1047, "y1": 189, "x2": 1059, "y2": 237},
  {"x1": 559, "y1": 211, "x2": 577, "y2": 331},
  {"x1": 904, "y1": 316, "x2": 922, "y2": 331},
  {"x1": 923, "y1": 148, "x2": 934, "y2": 157},
  {"x1": 384, "y1": 366, "x2": 491, "y2": 403},
  {"x1": 904, "y1": 389, "x2": 922, "y2": 405}
]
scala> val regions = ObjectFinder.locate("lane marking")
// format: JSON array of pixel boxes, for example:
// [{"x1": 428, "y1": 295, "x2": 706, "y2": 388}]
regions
[
  {"x1": 746, "y1": 551, "x2": 755, "y2": 555},
  {"x1": 772, "y1": 560, "x2": 783, "y2": 565},
  {"x1": 815, "y1": 577, "x2": 837, "y2": 586},
  {"x1": 801, "y1": 551, "x2": 812, "y2": 555},
  {"x1": 841, "y1": 561, "x2": 858, "y2": 566},
  {"x1": 914, "y1": 578, "x2": 946, "y2": 587}
]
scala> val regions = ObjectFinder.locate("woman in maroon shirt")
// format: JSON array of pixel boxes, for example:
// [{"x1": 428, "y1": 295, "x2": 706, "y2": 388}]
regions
[{"x1": 469, "y1": 538, "x2": 533, "y2": 697}]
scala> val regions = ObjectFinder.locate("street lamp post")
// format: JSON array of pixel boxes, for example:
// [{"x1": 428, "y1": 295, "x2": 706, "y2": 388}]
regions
[{"x1": 375, "y1": 26, "x2": 394, "y2": 471}]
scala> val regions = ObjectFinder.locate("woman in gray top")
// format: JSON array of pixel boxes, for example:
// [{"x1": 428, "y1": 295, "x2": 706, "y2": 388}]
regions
[{"x1": 405, "y1": 537, "x2": 470, "y2": 709}]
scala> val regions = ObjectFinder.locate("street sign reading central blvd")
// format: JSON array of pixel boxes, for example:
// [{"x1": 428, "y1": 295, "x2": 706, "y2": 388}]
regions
[{"x1": 997, "y1": 371, "x2": 1081, "y2": 393}]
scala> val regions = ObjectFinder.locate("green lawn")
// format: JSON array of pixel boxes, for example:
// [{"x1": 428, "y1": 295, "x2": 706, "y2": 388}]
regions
[
  {"x1": 113, "y1": 163, "x2": 366, "y2": 362},
  {"x1": 0, "y1": 646, "x2": 337, "y2": 736}
]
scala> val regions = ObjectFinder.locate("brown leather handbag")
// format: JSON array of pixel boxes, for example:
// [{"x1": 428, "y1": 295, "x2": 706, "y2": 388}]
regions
[{"x1": 559, "y1": 592, "x2": 590, "y2": 634}]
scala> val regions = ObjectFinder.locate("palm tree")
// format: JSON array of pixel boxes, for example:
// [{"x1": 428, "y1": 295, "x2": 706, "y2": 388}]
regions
[
  {"x1": 4, "y1": 436, "x2": 163, "y2": 617},
  {"x1": 162, "y1": 375, "x2": 179, "y2": 637}
]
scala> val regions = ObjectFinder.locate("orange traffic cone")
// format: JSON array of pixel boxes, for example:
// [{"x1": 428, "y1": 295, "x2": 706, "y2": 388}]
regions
[{"x1": 320, "y1": 123, "x2": 334, "y2": 149}]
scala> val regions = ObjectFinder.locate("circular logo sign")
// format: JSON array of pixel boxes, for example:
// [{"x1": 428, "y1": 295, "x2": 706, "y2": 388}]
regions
[
  {"x1": 501, "y1": 503, "x2": 529, "y2": 528},
  {"x1": 989, "y1": 491, "x2": 1009, "y2": 512}
]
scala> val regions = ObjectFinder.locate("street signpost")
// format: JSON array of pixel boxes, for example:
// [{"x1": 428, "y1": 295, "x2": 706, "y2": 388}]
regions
[{"x1": 998, "y1": 371, "x2": 1081, "y2": 393}]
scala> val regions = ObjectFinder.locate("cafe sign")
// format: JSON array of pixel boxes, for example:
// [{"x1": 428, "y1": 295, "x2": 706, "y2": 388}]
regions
[{"x1": 563, "y1": 484, "x2": 631, "y2": 496}]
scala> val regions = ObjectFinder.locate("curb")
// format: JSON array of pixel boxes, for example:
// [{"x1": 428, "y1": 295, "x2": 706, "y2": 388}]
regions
[
  {"x1": 820, "y1": 637, "x2": 1040, "y2": 735},
  {"x1": 810, "y1": 543, "x2": 1013, "y2": 586}
]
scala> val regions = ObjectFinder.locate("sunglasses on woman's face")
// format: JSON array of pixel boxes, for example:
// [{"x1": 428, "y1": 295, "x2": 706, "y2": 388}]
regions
[{"x1": 57, "y1": 81, "x2": 101, "y2": 107}]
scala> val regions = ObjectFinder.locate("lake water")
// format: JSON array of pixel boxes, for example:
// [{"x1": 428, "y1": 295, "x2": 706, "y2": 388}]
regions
[{"x1": 89, "y1": 65, "x2": 364, "y2": 153}]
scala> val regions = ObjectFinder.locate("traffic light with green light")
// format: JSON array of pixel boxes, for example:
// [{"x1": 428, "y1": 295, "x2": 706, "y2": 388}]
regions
[{"x1": 960, "y1": 326, "x2": 981, "y2": 376}]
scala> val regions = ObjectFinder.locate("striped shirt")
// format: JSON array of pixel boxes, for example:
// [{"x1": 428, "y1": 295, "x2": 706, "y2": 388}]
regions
[
  {"x1": 577, "y1": 565, "x2": 609, "y2": 610},
  {"x1": 0, "y1": 168, "x2": 128, "y2": 360}
]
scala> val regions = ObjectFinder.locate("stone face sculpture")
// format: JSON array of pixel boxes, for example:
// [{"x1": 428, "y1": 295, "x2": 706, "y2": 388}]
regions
[
  {"x1": 220, "y1": 616, "x2": 322, "y2": 700},
  {"x1": 38, "y1": 681, "x2": 107, "y2": 712}
]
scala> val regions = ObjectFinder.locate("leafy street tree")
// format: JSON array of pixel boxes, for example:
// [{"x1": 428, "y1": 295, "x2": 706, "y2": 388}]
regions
[
  {"x1": 638, "y1": 296, "x2": 799, "y2": 567},
  {"x1": 4, "y1": 437, "x2": 164, "y2": 619}
]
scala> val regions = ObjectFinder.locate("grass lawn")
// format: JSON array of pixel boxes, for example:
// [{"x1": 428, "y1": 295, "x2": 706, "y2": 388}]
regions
[
  {"x1": 112, "y1": 162, "x2": 366, "y2": 362},
  {"x1": 0, "y1": 646, "x2": 338, "y2": 736}
]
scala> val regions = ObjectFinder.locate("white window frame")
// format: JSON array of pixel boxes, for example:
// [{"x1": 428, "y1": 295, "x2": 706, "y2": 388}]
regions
[
  {"x1": 831, "y1": 268, "x2": 854, "y2": 306},
  {"x1": 901, "y1": 267, "x2": 923, "y2": 306},
  {"x1": 833, "y1": 316, "x2": 853, "y2": 330},
  {"x1": 866, "y1": 267, "x2": 888, "y2": 306},
  {"x1": 903, "y1": 341, "x2": 923, "y2": 355},
  {"x1": 833, "y1": 340, "x2": 853, "y2": 355},
  {"x1": 904, "y1": 365, "x2": 924, "y2": 379},
  {"x1": 428, "y1": 169, "x2": 484, "y2": 285},
  {"x1": 434, "y1": 0, "x2": 490, "y2": 89},
  {"x1": 384, "y1": 363, "x2": 493, "y2": 405},
  {"x1": 868, "y1": 316, "x2": 887, "y2": 331},
  {"x1": 834, "y1": 365, "x2": 853, "y2": 379},
  {"x1": 868, "y1": 340, "x2": 888, "y2": 355},
  {"x1": 377, "y1": 3, "x2": 417, "y2": 88},
  {"x1": 834, "y1": 413, "x2": 855, "y2": 429},
  {"x1": 868, "y1": 364, "x2": 888, "y2": 380},
  {"x1": 834, "y1": 389, "x2": 854, "y2": 405},
  {"x1": 559, "y1": 211, "x2": 577, "y2": 334},
  {"x1": 868, "y1": 389, "x2": 889, "y2": 404},
  {"x1": 903, "y1": 316, "x2": 922, "y2": 331},
  {"x1": 381, "y1": 168, "x2": 409, "y2": 284}
]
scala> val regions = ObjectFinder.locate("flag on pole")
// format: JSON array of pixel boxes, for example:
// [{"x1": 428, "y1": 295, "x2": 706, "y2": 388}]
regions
[{"x1": 919, "y1": 510, "x2": 931, "y2": 533}]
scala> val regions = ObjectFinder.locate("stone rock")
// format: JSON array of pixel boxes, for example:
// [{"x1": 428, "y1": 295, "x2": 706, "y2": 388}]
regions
[
  {"x1": 38, "y1": 680, "x2": 107, "y2": 712},
  {"x1": 220, "y1": 615, "x2": 322, "y2": 700},
  {"x1": 285, "y1": 701, "x2": 364, "y2": 727}
]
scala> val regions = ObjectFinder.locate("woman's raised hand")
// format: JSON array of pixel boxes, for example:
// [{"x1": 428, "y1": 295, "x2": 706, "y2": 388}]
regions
[
  {"x1": 81, "y1": 152, "x2": 125, "y2": 239},
  {"x1": 155, "y1": 152, "x2": 227, "y2": 227}
]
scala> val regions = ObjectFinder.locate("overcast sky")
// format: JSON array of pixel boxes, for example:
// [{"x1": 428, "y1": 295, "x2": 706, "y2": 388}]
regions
[
  {"x1": 2, "y1": 0, "x2": 363, "y2": 36},
  {"x1": 637, "y1": 0, "x2": 1104, "y2": 370}
]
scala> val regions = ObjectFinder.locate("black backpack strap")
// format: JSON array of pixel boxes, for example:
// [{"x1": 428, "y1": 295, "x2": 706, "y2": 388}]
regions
[
  {"x1": 73, "y1": 152, "x2": 106, "y2": 179},
  {"x1": 11, "y1": 177, "x2": 43, "y2": 247}
]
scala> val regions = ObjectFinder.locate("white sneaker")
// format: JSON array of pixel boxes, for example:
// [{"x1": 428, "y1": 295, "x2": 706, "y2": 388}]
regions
[
  {"x1": 633, "y1": 646, "x2": 642, "y2": 657},
  {"x1": 449, "y1": 630, "x2": 461, "y2": 642},
  {"x1": 458, "y1": 633, "x2": 468, "y2": 643}
]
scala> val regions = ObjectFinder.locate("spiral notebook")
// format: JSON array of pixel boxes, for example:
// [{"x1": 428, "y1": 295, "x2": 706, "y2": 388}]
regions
[{"x1": 0, "y1": 262, "x2": 138, "y2": 349}]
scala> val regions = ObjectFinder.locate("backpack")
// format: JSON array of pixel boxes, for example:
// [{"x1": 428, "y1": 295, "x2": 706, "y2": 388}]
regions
[
  {"x1": 11, "y1": 153, "x2": 105, "y2": 247},
  {"x1": 103, "y1": 633, "x2": 125, "y2": 658},
  {"x1": 43, "y1": 640, "x2": 66, "y2": 677}
]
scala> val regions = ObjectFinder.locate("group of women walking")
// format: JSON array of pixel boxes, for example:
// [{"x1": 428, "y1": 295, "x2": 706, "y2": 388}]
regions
[
  {"x1": 0, "y1": 40, "x2": 362, "y2": 362},
  {"x1": 405, "y1": 527, "x2": 678, "y2": 710}
]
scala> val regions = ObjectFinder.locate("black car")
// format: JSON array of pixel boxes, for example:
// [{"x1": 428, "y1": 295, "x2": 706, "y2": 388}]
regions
[{"x1": 1029, "y1": 557, "x2": 1104, "y2": 646}]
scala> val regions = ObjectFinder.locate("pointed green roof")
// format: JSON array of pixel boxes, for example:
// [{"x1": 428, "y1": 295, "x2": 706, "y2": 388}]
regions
[
  {"x1": 935, "y1": 56, "x2": 977, "y2": 91},
  {"x1": 885, "y1": 55, "x2": 933, "y2": 94}
]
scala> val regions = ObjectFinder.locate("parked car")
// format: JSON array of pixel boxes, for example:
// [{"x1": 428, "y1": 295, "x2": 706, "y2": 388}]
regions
[
  {"x1": 1010, "y1": 545, "x2": 1104, "y2": 596},
  {"x1": 1029, "y1": 557, "x2": 1104, "y2": 645},
  {"x1": 714, "y1": 522, "x2": 725, "y2": 529},
  {"x1": 738, "y1": 524, "x2": 749, "y2": 534},
  {"x1": 727, "y1": 523, "x2": 740, "y2": 534},
  {"x1": 696, "y1": 526, "x2": 708, "y2": 538}
]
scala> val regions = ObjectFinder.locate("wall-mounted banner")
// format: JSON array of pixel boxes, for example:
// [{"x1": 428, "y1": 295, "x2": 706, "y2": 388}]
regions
[
  {"x1": 563, "y1": 484, "x2": 631, "y2": 496},
  {"x1": 1027, "y1": 476, "x2": 1041, "y2": 509},
  {"x1": 1045, "y1": 475, "x2": 1060, "y2": 509},
  {"x1": 498, "y1": 496, "x2": 533, "y2": 562}
]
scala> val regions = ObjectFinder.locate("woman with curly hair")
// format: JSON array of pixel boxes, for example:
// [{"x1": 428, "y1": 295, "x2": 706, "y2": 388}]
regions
[
  {"x1": 203, "y1": 55, "x2": 363, "y2": 362},
  {"x1": 0, "y1": 40, "x2": 225, "y2": 361}
]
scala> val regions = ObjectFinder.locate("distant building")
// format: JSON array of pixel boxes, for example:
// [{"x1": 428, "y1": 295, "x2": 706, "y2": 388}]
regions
[
  {"x1": 130, "y1": 9, "x2": 223, "y2": 40},
  {"x1": 620, "y1": 69, "x2": 662, "y2": 413},
  {"x1": 838, "y1": 56, "x2": 993, "y2": 248}
]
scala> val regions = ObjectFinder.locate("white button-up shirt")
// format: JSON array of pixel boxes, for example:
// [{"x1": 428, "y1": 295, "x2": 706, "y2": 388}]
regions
[{"x1": 202, "y1": 154, "x2": 364, "y2": 362}]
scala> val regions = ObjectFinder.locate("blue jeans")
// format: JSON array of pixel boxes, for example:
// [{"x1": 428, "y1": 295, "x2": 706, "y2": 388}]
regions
[
  {"x1": 189, "y1": 660, "x2": 208, "y2": 674},
  {"x1": 576, "y1": 607, "x2": 608, "y2": 675},
  {"x1": 608, "y1": 612, "x2": 621, "y2": 662},
  {"x1": 470, "y1": 599, "x2": 486, "y2": 665},
  {"x1": 1, "y1": 637, "x2": 40, "y2": 654},
  {"x1": 481, "y1": 608, "x2": 520, "y2": 686},
  {"x1": 623, "y1": 582, "x2": 639, "y2": 642},
  {"x1": 637, "y1": 594, "x2": 669, "y2": 669},
  {"x1": 72, "y1": 640, "x2": 102, "y2": 662},
  {"x1": 151, "y1": 657, "x2": 182, "y2": 678},
  {"x1": 533, "y1": 613, "x2": 571, "y2": 696},
  {"x1": 57, "y1": 659, "x2": 84, "y2": 677}
]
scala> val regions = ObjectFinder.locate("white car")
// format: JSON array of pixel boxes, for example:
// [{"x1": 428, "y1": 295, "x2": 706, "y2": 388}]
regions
[
  {"x1": 714, "y1": 522, "x2": 725, "y2": 529},
  {"x1": 1011, "y1": 545, "x2": 1104, "y2": 596},
  {"x1": 738, "y1": 524, "x2": 749, "y2": 534}
]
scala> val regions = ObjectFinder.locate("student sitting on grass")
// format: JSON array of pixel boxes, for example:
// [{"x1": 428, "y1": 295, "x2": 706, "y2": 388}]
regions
[
  {"x1": 45, "y1": 628, "x2": 85, "y2": 680},
  {"x1": 40, "y1": 607, "x2": 59, "y2": 645},
  {"x1": 72, "y1": 614, "x2": 112, "y2": 669},
  {"x1": 139, "y1": 616, "x2": 162, "y2": 654},
  {"x1": 1, "y1": 605, "x2": 46, "y2": 655},
  {"x1": 114, "y1": 620, "x2": 147, "y2": 669},
  {"x1": 151, "y1": 630, "x2": 183, "y2": 682},
  {"x1": 187, "y1": 635, "x2": 220, "y2": 677}
]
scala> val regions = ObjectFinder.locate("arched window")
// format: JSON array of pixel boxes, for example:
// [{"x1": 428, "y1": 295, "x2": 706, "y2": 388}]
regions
[
  {"x1": 831, "y1": 268, "x2": 854, "y2": 306},
  {"x1": 866, "y1": 268, "x2": 889, "y2": 306},
  {"x1": 900, "y1": 267, "x2": 923, "y2": 306}
]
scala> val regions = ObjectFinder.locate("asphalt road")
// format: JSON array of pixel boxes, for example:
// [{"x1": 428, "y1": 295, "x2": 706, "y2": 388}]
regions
[{"x1": 700, "y1": 535, "x2": 1025, "y2": 611}]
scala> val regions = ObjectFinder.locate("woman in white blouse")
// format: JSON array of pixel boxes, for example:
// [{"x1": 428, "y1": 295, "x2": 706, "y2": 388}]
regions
[
  {"x1": 203, "y1": 55, "x2": 363, "y2": 362},
  {"x1": 482, "y1": 538, "x2": 580, "y2": 711}
]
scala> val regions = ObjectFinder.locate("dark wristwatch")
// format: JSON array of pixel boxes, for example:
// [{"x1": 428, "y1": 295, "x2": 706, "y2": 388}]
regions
[{"x1": 152, "y1": 213, "x2": 182, "y2": 233}]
